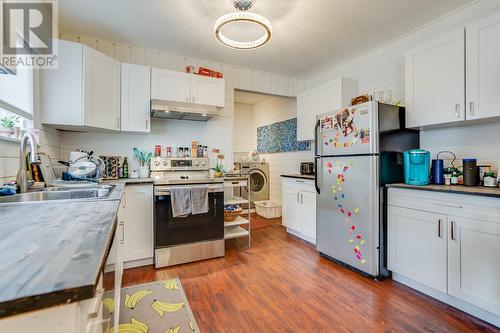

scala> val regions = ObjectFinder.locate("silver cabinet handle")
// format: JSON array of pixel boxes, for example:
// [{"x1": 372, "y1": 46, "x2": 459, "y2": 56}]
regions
[
  {"x1": 455, "y1": 104, "x2": 460, "y2": 118},
  {"x1": 296, "y1": 192, "x2": 299, "y2": 203},
  {"x1": 120, "y1": 221, "x2": 125, "y2": 243},
  {"x1": 146, "y1": 119, "x2": 148, "y2": 130},
  {"x1": 300, "y1": 193, "x2": 303, "y2": 204},
  {"x1": 469, "y1": 101, "x2": 475, "y2": 116},
  {"x1": 438, "y1": 219, "x2": 442, "y2": 238},
  {"x1": 451, "y1": 221, "x2": 456, "y2": 240}
]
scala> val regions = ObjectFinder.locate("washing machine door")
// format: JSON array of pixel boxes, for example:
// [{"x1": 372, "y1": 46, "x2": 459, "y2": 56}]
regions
[{"x1": 247, "y1": 169, "x2": 267, "y2": 194}]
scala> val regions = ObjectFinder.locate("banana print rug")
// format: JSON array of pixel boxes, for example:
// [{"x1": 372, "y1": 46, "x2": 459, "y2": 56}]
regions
[{"x1": 102, "y1": 278, "x2": 200, "y2": 333}]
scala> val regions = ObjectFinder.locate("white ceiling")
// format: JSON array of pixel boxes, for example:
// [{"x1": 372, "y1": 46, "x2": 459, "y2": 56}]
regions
[{"x1": 59, "y1": 0, "x2": 474, "y2": 77}]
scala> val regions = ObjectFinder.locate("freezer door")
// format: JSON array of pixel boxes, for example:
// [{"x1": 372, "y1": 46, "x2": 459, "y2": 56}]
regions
[
  {"x1": 316, "y1": 155, "x2": 380, "y2": 276},
  {"x1": 316, "y1": 102, "x2": 378, "y2": 156}
]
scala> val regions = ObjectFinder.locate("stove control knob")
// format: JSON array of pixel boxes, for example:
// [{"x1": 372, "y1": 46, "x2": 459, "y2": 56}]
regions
[
  {"x1": 202, "y1": 161, "x2": 206, "y2": 166},
  {"x1": 194, "y1": 162, "x2": 199, "y2": 167},
  {"x1": 154, "y1": 161, "x2": 160, "y2": 167},
  {"x1": 163, "y1": 161, "x2": 168, "y2": 166}
]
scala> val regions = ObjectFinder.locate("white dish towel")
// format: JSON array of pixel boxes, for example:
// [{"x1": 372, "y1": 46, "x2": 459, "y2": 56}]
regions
[
  {"x1": 190, "y1": 185, "x2": 209, "y2": 215},
  {"x1": 170, "y1": 187, "x2": 191, "y2": 217}
]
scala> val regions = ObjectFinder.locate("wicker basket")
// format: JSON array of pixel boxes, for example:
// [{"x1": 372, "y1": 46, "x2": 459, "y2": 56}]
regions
[{"x1": 224, "y1": 207, "x2": 243, "y2": 222}]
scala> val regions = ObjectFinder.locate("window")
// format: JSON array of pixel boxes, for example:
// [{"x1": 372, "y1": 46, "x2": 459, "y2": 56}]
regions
[{"x1": 0, "y1": 66, "x2": 34, "y2": 120}]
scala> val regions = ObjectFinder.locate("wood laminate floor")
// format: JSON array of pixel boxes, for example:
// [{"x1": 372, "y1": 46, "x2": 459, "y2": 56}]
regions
[{"x1": 105, "y1": 216, "x2": 499, "y2": 333}]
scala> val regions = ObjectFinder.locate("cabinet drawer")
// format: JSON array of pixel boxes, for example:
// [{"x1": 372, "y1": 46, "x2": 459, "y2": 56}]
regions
[
  {"x1": 388, "y1": 188, "x2": 500, "y2": 224},
  {"x1": 282, "y1": 178, "x2": 315, "y2": 193},
  {"x1": 224, "y1": 179, "x2": 248, "y2": 187}
]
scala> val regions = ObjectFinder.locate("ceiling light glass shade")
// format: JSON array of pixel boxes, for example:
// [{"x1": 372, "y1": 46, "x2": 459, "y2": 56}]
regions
[{"x1": 214, "y1": 12, "x2": 272, "y2": 50}]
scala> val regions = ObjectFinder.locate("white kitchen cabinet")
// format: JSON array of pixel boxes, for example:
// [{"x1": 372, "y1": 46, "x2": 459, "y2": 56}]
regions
[
  {"x1": 388, "y1": 206, "x2": 447, "y2": 293},
  {"x1": 297, "y1": 77, "x2": 358, "y2": 141},
  {"x1": 41, "y1": 40, "x2": 121, "y2": 131},
  {"x1": 299, "y1": 191, "x2": 316, "y2": 240},
  {"x1": 388, "y1": 187, "x2": 500, "y2": 326},
  {"x1": 151, "y1": 67, "x2": 225, "y2": 108},
  {"x1": 122, "y1": 184, "x2": 154, "y2": 263},
  {"x1": 405, "y1": 28, "x2": 465, "y2": 128},
  {"x1": 282, "y1": 178, "x2": 317, "y2": 243},
  {"x1": 191, "y1": 74, "x2": 225, "y2": 107},
  {"x1": 466, "y1": 11, "x2": 500, "y2": 120},
  {"x1": 283, "y1": 186, "x2": 301, "y2": 231},
  {"x1": 448, "y1": 215, "x2": 500, "y2": 316},
  {"x1": 121, "y1": 63, "x2": 151, "y2": 132},
  {"x1": 151, "y1": 68, "x2": 191, "y2": 103}
]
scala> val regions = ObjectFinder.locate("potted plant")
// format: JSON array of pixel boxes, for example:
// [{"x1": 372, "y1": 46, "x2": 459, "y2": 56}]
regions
[
  {"x1": 211, "y1": 150, "x2": 225, "y2": 178},
  {"x1": 0, "y1": 115, "x2": 18, "y2": 138},
  {"x1": 133, "y1": 148, "x2": 152, "y2": 178}
]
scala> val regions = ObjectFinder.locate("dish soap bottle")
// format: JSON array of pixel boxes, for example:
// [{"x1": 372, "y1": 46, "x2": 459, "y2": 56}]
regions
[{"x1": 123, "y1": 157, "x2": 129, "y2": 178}]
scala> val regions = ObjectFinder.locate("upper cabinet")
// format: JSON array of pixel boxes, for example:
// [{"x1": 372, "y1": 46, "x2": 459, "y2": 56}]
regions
[
  {"x1": 405, "y1": 11, "x2": 500, "y2": 128},
  {"x1": 151, "y1": 68, "x2": 225, "y2": 108},
  {"x1": 41, "y1": 40, "x2": 121, "y2": 131},
  {"x1": 121, "y1": 63, "x2": 151, "y2": 132},
  {"x1": 405, "y1": 29, "x2": 465, "y2": 128},
  {"x1": 297, "y1": 78, "x2": 358, "y2": 141},
  {"x1": 466, "y1": 11, "x2": 500, "y2": 121}
]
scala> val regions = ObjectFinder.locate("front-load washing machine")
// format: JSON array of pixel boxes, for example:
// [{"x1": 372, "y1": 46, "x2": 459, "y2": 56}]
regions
[{"x1": 234, "y1": 162, "x2": 269, "y2": 206}]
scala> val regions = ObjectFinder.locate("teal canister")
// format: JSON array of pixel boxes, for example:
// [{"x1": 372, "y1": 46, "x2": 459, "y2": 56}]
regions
[{"x1": 404, "y1": 150, "x2": 431, "y2": 186}]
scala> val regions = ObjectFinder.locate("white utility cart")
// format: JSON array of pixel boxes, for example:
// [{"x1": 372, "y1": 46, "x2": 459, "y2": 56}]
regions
[{"x1": 223, "y1": 175, "x2": 251, "y2": 247}]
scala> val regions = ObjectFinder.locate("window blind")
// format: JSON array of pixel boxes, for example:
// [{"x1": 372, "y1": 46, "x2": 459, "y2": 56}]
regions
[{"x1": 0, "y1": 66, "x2": 34, "y2": 120}]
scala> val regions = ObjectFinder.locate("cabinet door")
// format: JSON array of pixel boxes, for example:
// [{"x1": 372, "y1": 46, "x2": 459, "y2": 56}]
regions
[
  {"x1": 466, "y1": 12, "x2": 500, "y2": 120},
  {"x1": 448, "y1": 216, "x2": 500, "y2": 316},
  {"x1": 191, "y1": 75, "x2": 225, "y2": 107},
  {"x1": 299, "y1": 191, "x2": 316, "y2": 242},
  {"x1": 388, "y1": 206, "x2": 447, "y2": 292},
  {"x1": 151, "y1": 68, "x2": 190, "y2": 103},
  {"x1": 123, "y1": 184, "x2": 154, "y2": 263},
  {"x1": 405, "y1": 28, "x2": 465, "y2": 128},
  {"x1": 121, "y1": 63, "x2": 151, "y2": 132},
  {"x1": 297, "y1": 89, "x2": 316, "y2": 141},
  {"x1": 83, "y1": 46, "x2": 121, "y2": 130},
  {"x1": 282, "y1": 184, "x2": 300, "y2": 231}
]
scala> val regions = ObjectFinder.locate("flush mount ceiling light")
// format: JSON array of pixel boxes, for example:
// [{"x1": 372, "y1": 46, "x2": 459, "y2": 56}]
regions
[{"x1": 214, "y1": 0, "x2": 272, "y2": 50}]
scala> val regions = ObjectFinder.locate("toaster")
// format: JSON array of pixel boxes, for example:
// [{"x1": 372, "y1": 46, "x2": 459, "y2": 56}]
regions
[{"x1": 300, "y1": 162, "x2": 315, "y2": 175}]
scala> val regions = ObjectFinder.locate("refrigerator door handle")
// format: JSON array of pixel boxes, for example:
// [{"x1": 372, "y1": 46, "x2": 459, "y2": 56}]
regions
[
  {"x1": 314, "y1": 119, "x2": 320, "y2": 156},
  {"x1": 314, "y1": 156, "x2": 320, "y2": 195}
]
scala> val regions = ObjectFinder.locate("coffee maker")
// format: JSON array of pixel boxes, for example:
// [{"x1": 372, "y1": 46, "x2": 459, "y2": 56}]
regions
[{"x1": 404, "y1": 150, "x2": 430, "y2": 186}]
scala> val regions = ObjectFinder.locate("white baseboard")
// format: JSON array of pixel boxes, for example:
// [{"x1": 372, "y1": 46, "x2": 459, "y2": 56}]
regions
[
  {"x1": 286, "y1": 228, "x2": 316, "y2": 245},
  {"x1": 393, "y1": 273, "x2": 500, "y2": 328}
]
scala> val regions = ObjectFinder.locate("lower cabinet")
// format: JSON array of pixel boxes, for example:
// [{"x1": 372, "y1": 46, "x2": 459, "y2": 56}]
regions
[
  {"x1": 282, "y1": 178, "x2": 317, "y2": 243},
  {"x1": 106, "y1": 184, "x2": 154, "y2": 268},
  {"x1": 388, "y1": 206, "x2": 447, "y2": 293},
  {"x1": 388, "y1": 188, "x2": 500, "y2": 326},
  {"x1": 448, "y1": 215, "x2": 500, "y2": 316}
]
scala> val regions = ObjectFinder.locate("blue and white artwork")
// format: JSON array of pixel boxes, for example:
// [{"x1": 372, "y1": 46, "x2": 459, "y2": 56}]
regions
[{"x1": 257, "y1": 118, "x2": 311, "y2": 153}]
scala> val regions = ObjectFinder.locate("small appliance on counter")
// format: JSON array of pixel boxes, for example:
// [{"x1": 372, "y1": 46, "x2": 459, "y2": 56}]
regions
[
  {"x1": 462, "y1": 159, "x2": 478, "y2": 186},
  {"x1": 404, "y1": 149, "x2": 430, "y2": 186},
  {"x1": 300, "y1": 162, "x2": 315, "y2": 175}
]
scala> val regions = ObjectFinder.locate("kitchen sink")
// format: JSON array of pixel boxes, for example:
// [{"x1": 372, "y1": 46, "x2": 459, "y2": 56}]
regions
[{"x1": 0, "y1": 185, "x2": 116, "y2": 204}]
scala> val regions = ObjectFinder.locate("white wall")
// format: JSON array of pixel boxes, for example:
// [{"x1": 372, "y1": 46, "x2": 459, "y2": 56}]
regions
[
  {"x1": 305, "y1": 0, "x2": 500, "y2": 170},
  {"x1": 252, "y1": 96, "x2": 313, "y2": 204},
  {"x1": 233, "y1": 103, "x2": 256, "y2": 153}
]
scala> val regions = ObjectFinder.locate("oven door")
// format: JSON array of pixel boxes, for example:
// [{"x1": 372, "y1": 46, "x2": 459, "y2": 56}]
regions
[{"x1": 154, "y1": 185, "x2": 224, "y2": 248}]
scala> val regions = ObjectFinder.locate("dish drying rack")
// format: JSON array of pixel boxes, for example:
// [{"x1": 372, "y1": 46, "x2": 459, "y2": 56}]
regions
[{"x1": 46, "y1": 155, "x2": 106, "y2": 186}]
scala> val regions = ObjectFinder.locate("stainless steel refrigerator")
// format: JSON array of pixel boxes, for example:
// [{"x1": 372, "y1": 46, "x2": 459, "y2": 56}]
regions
[{"x1": 314, "y1": 101, "x2": 419, "y2": 278}]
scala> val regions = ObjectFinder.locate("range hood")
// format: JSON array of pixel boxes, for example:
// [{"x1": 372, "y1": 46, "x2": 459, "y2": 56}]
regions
[{"x1": 151, "y1": 99, "x2": 219, "y2": 122}]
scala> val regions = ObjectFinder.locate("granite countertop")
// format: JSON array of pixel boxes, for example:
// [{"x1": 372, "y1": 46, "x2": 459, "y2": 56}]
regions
[
  {"x1": 0, "y1": 183, "x2": 125, "y2": 318},
  {"x1": 281, "y1": 174, "x2": 315, "y2": 180},
  {"x1": 387, "y1": 183, "x2": 500, "y2": 198}
]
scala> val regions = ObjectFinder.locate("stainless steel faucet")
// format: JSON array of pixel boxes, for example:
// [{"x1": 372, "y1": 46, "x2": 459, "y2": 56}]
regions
[{"x1": 17, "y1": 133, "x2": 39, "y2": 193}]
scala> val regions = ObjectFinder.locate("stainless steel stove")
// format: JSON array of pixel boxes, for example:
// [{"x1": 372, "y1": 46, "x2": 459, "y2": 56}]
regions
[{"x1": 151, "y1": 157, "x2": 224, "y2": 268}]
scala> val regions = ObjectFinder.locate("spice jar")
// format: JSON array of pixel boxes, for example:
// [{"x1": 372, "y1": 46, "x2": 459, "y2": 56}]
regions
[{"x1": 483, "y1": 172, "x2": 497, "y2": 187}]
